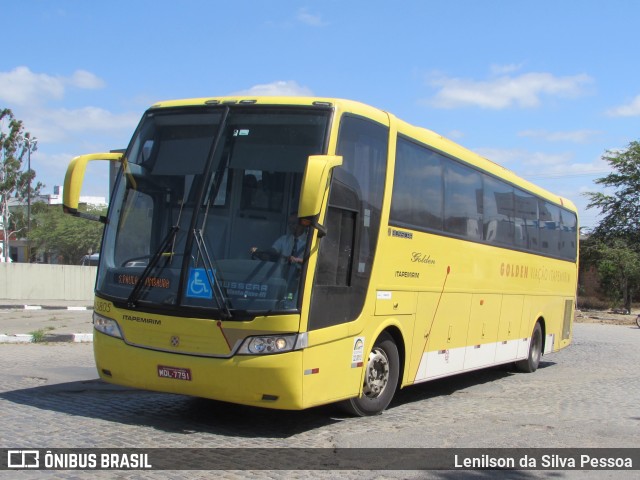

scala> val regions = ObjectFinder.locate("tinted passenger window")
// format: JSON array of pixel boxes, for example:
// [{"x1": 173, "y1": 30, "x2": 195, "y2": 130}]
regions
[
  {"x1": 514, "y1": 189, "x2": 537, "y2": 249},
  {"x1": 560, "y1": 210, "x2": 577, "y2": 261},
  {"x1": 444, "y1": 162, "x2": 482, "y2": 240},
  {"x1": 390, "y1": 138, "x2": 443, "y2": 230},
  {"x1": 387, "y1": 134, "x2": 577, "y2": 261},
  {"x1": 539, "y1": 201, "x2": 561, "y2": 256},
  {"x1": 484, "y1": 176, "x2": 514, "y2": 246}
]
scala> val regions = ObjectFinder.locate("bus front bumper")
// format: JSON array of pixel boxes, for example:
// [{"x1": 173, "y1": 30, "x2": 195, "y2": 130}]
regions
[{"x1": 94, "y1": 331, "x2": 305, "y2": 410}]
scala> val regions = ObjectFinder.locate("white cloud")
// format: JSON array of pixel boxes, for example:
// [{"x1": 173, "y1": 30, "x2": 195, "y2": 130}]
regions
[
  {"x1": 518, "y1": 129, "x2": 602, "y2": 143},
  {"x1": 0, "y1": 66, "x2": 106, "y2": 106},
  {"x1": 0, "y1": 67, "x2": 136, "y2": 145},
  {"x1": 525, "y1": 160, "x2": 610, "y2": 179},
  {"x1": 265, "y1": 8, "x2": 328, "y2": 29},
  {"x1": 489, "y1": 63, "x2": 524, "y2": 76},
  {"x1": 427, "y1": 71, "x2": 593, "y2": 109},
  {"x1": 476, "y1": 147, "x2": 573, "y2": 168},
  {"x1": 0, "y1": 66, "x2": 65, "y2": 105},
  {"x1": 296, "y1": 8, "x2": 328, "y2": 27},
  {"x1": 0, "y1": 66, "x2": 136, "y2": 198},
  {"x1": 475, "y1": 147, "x2": 611, "y2": 180},
  {"x1": 606, "y1": 94, "x2": 640, "y2": 117},
  {"x1": 446, "y1": 130, "x2": 465, "y2": 140},
  {"x1": 69, "y1": 70, "x2": 106, "y2": 89},
  {"x1": 27, "y1": 107, "x2": 139, "y2": 143},
  {"x1": 230, "y1": 80, "x2": 314, "y2": 97}
]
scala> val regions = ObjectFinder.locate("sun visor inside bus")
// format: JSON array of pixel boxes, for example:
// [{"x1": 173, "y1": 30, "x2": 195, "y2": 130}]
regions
[
  {"x1": 150, "y1": 138, "x2": 213, "y2": 175},
  {"x1": 229, "y1": 144, "x2": 308, "y2": 172},
  {"x1": 147, "y1": 138, "x2": 312, "y2": 175}
]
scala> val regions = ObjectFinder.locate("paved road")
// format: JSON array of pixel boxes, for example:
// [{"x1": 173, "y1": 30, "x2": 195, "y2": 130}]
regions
[{"x1": 0, "y1": 323, "x2": 638, "y2": 479}]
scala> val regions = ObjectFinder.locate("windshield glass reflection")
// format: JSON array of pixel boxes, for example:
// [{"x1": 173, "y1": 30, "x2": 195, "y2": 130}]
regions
[{"x1": 97, "y1": 107, "x2": 330, "y2": 317}]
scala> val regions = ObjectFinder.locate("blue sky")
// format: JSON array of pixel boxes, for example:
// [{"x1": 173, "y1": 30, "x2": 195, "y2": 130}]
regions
[{"x1": 2, "y1": 1, "x2": 640, "y2": 229}]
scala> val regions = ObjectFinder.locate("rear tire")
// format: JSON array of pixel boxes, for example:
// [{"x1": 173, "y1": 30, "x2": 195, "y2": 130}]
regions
[
  {"x1": 516, "y1": 322, "x2": 542, "y2": 373},
  {"x1": 341, "y1": 332, "x2": 400, "y2": 416}
]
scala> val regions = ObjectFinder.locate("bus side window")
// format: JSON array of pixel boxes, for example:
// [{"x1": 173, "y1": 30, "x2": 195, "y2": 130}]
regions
[
  {"x1": 539, "y1": 201, "x2": 561, "y2": 256},
  {"x1": 309, "y1": 115, "x2": 388, "y2": 330},
  {"x1": 315, "y1": 178, "x2": 359, "y2": 286},
  {"x1": 514, "y1": 189, "x2": 537, "y2": 250},
  {"x1": 390, "y1": 137, "x2": 443, "y2": 232},
  {"x1": 444, "y1": 161, "x2": 482, "y2": 240},
  {"x1": 560, "y1": 210, "x2": 577, "y2": 261},
  {"x1": 315, "y1": 206, "x2": 356, "y2": 287},
  {"x1": 483, "y1": 176, "x2": 515, "y2": 247}
]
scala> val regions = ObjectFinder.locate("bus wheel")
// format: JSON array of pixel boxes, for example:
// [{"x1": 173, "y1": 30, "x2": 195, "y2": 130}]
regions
[
  {"x1": 516, "y1": 322, "x2": 542, "y2": 373},
  {"x1": 342, "y1": 332, "x2": 399, "y2": 416}
]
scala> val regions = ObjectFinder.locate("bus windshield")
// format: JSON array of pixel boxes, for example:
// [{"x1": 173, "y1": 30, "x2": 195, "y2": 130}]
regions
[{"x1": 97, "y1": 106, "x2": 330, "y2": 318}]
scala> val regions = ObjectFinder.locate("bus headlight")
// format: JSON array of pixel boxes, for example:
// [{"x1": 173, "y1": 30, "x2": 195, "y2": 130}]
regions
[
  {"x1": 93, "y1": 312, "x2": 123, "y2": 339},
  {"x1": 238, "y1": 333, "x2": 307, "y2": 355}
]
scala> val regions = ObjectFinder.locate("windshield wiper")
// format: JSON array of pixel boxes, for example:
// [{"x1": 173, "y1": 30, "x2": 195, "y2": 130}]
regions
[
  {"x1": 192, "y1": 228, "x2": 233, "y2": 319},
  {"x1": 127, "y1": 225, "x2": 179, "y2": 308}
]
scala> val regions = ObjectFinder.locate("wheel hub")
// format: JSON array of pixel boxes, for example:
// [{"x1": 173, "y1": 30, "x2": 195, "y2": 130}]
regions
[{"x1": 363, "y1": 348, "x2": 390, "y2": 398}]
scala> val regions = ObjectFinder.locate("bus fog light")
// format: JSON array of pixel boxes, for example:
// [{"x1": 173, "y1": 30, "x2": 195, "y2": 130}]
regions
[
  {"x1": 93, "y1": 312, "x2": 123, "y2": 339},
  {"x1": 238, "y1": 334, "x2": 301, "y2": 355}
]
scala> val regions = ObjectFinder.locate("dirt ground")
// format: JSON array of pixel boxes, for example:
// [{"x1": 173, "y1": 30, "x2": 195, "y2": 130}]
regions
[{"x1": 576, "y1": 308, "x2": 640, "y2": 326}]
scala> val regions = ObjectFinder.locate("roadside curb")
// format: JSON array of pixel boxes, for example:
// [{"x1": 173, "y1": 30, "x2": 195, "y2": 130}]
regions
[
  {"x1": 0, "y1": 333, "x2": 94, "y2": 344},
  {"x1": 0, "y1": 304, "x2": 94, "y2": 343},
  {"x1": 0, "y1": 304, "x2": 93, "y2": 311}
]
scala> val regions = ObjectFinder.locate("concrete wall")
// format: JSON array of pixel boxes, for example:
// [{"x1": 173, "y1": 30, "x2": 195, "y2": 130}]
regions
[{"x1": 0, "y1": 263, "x2": 96, "y2": 301}]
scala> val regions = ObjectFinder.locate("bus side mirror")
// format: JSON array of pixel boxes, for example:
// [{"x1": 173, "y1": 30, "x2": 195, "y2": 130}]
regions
[
  {"x1": 298, "y1": 155, "x2": 343, "y2": 236},
  {"x1": 63, "y1": 152, "x2": 124, "y2": 222},
  {"x1": 298, "y1": 154, "x2": 343, "y2": 217}
]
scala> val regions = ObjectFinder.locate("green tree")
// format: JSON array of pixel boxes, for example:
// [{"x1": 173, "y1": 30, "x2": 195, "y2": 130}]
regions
[
  {"x1": 29, "y1": 204, "x2": 106, "y2": 264},
  {"x1": 585, "y1": 140, "x2": 640, "y2": 312},
  {"x1": 585, "y1": 140, "x2": 640, "y2": 241},
  {"x1": 580, "y1": 236, "x2": 640, "y2": 312},
  {"x1": 0, "y1": 108, "x2": 43, "y2": 261}
]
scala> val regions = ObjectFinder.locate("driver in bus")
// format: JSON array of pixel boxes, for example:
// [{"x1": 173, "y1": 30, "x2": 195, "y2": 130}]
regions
[{"x1": 249, "y1": 213, "x2": 308, "y2": 267}]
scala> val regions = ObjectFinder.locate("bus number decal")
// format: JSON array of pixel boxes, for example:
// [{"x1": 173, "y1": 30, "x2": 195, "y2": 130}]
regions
[
  {"x1": 388, "y1": 228, "x2": 413, "y2": 240},
  {"x1": 95, "y1": 300, "x2": 111, "y2": 313}
]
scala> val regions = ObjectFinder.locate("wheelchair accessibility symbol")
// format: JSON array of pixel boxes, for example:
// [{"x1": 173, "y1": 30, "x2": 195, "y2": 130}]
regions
[{"x1": 186, "y1": 268, "x2": 214, "y2": 299}]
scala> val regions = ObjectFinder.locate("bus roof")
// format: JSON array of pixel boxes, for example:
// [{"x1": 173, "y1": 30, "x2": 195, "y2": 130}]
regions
[{"x1": 148, "y1": 96, "x2": 577, "y2": 213}]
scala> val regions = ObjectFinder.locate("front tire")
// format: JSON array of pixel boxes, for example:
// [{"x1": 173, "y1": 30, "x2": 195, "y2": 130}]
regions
[
  {"x1": 516, "y1": 322, "x2": 542, "y2": 373},
  {"x1": 342, "y1": 332, "x2": 400, "y2": 416}
]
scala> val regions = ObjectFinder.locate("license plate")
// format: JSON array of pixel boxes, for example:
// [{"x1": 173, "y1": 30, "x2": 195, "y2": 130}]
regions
[{"x1": 157, "y1": 365, "x2": 192, "y2": 381}]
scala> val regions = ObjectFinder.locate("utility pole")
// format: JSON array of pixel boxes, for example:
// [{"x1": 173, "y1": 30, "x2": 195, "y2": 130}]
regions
[{"x1": 25, "y1": 136, "x2": 37, "y2": 262}]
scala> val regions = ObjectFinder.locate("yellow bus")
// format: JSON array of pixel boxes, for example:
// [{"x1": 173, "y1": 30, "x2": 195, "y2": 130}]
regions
[{"x1": 64, "y1": 97, "x2": 578, "y2": 416}]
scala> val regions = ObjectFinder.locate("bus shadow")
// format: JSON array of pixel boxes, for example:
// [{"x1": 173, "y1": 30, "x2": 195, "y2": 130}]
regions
[
  {"x1": 388, "y1": 360, "x2": 556, "y2": 410},
  {"x1": 0, "y1": 379, "x2": 340, "y2": 439},
  {"x1": 0, "y1": 361, "x2": 556, "y2": 439}
]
